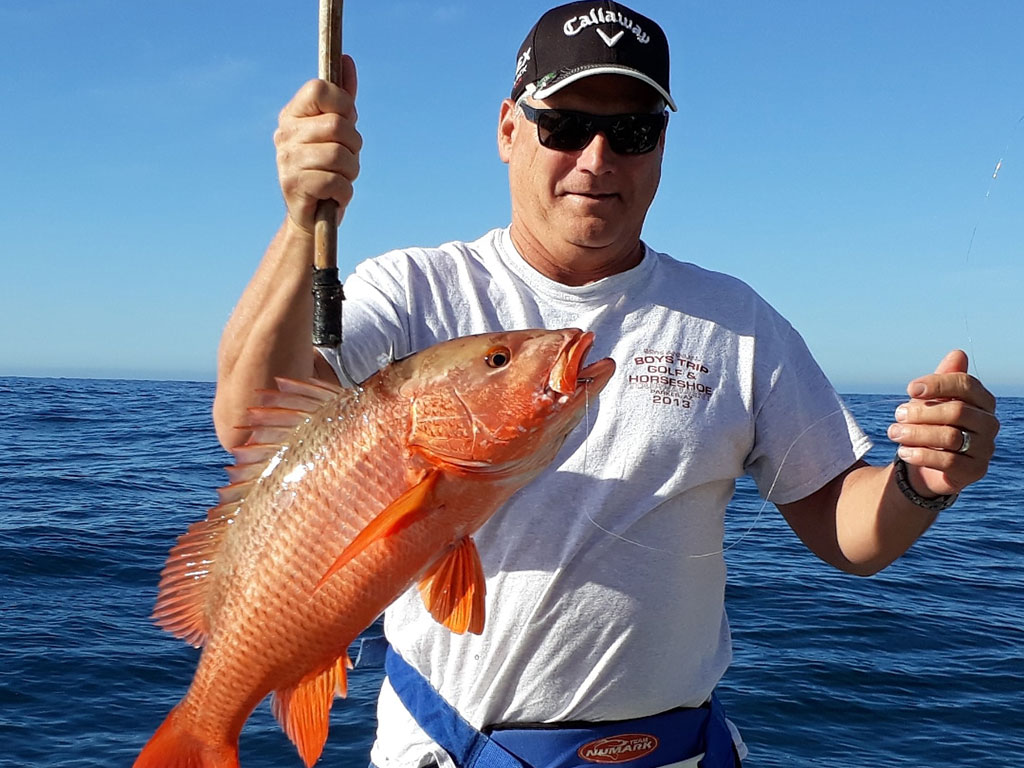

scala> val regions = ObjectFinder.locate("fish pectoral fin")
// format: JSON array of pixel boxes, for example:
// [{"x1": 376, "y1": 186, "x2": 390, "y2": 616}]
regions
[
  {"x1": 272, "y1": 656, "x2": 348, "y2": 768},
  {"x1": 313, "y1": 470, "x2": 442, "y2": 593},
  {"x1": 418, "y1": 536, "x2": 487, "y2": 635}
]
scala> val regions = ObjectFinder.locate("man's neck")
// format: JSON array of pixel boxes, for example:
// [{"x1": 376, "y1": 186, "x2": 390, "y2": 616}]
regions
[{"x1": 509, "y1": 224, "x2": 644, "y2": 286}]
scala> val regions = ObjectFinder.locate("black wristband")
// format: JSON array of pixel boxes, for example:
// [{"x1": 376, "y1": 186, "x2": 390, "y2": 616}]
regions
[{"x1": 892, "y1": 454, "x2": 958, "y2": 513}]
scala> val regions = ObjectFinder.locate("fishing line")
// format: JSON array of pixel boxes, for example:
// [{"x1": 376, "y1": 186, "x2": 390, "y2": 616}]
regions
[
  {"x1": 698, "y1": 115, "x2": 1023, "y2": 559},
  {"x1": 688, "y1": 397, "x2": 907, "y2": 560},
  {"x1": 583, "y1": 382, "x2": 591, "y2": 470},
  {"x1": 576, "y1": 116, "x2": 1019, "y2": 559},
  {"x1": 961, "y1": 112, "x2": 1024, "y2": 383},
  {"x1": 578, "y1": 396, "x2": 909, "y2": 559}
]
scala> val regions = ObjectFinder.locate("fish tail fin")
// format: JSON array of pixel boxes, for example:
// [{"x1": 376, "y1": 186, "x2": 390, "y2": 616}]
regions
[{"x1": 134, "y1": 705, "x2": 239, "y2": 768}]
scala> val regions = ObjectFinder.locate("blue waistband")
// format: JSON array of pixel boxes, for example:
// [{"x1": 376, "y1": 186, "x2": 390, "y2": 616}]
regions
[{"x1": 384, "y1": 646, "x2": 736, "y2": 768}]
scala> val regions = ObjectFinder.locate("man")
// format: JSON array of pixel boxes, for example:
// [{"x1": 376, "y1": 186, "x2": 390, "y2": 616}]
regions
[{"x1": 214, "y1": 3, "x2": 999, "y2": 766}]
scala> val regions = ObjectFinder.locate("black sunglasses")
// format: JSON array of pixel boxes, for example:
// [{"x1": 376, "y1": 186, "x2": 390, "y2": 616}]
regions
[{"x1": 519, "y1": 103, "x2": 667, "y2": 155}]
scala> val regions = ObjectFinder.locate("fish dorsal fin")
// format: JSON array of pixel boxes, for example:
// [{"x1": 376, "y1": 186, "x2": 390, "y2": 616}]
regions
[
  {"x1": 151, "y1": 502, "x2": 240, "y2": 646},
  {"x1": 217, "y1": 479, "x2": 256, "y2": 505},
  {"x1": 243, "y1": 376, "x2": 348, "y2": 447},
  {"x1": 314, "y1": 470, "x2": 441, "y2": 593},
  {"x1": 271, "y1": 655, "x2": 349, "y2": 768},
  {"x1": 153, "y1": 376, "x2": 348, "y2": 647},
  {"x1": 275, "y1": 376, "x2": 347, "y2": 400},
  {"x1": 229, "y1": 441, "x2": 281, "y2": 466},
  {"x1": 418, "y1": 537, "x2": 487, "y2": 635},
  {"x1": 226, "y1": 377, "x2": 347, "y2": 471}
]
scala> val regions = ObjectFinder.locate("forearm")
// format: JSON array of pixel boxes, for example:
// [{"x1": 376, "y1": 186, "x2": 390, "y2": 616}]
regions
[
  {"x1": 214, "y1": 65, "x2": 361, "y2": 449},
  {"x1": 213, "y1": 219, "x2": 319, "y2": 449},
  {"x1": 832, "y1": 462, "x2": 939, "y2": 575},
  {"x1": 783, "y1": 357, "x2": 998, "y2": 577}
]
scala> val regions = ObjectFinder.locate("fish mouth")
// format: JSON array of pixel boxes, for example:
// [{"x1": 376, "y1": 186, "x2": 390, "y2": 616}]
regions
[{"x1": 547, "y1": 330, "x2": 616, "y2": 396}]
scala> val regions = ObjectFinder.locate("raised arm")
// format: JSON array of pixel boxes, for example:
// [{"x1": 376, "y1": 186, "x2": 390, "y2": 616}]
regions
[
  {"x1": 213, "y1": 57, "x2": 361, "y2": 450},
  {"x1": 779, "y1": 350, "x2": 999, "y2": 575}
]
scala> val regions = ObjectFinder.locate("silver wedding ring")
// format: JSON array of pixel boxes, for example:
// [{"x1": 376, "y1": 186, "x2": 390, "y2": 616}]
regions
[{"x1": 957, "y1": 429, "x2": 972, "y2": 455}]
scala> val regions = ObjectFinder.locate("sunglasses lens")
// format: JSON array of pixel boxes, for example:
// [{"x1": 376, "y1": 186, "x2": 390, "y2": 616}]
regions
[
  {"x1": 524, "y1": 106, "x2": 665, "y2": 155},
  {"x1": 607, "y1": 114, "x2": 664, "y2": 154},
  {"x1": 536, "y1": 112, "x2": 594, "y2": 151}
]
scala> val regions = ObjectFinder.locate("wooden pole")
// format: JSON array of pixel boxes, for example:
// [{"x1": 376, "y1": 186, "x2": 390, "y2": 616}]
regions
[{"x1": 312, "y1": 0, "x2": 344, "y2": 353}]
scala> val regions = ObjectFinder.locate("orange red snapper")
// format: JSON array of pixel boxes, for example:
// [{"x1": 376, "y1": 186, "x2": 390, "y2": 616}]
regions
[{"x1": 134, "y1": 328, "x2": 615, "y2": 768}]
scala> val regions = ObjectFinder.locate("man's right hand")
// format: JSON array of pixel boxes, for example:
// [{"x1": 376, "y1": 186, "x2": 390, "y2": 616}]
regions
[
  {"x1": 213, "y1": 56, "x2": 360, "y2": 448},
  {"x1": 274, "y1": 54, "x2": 362, "y2": 237}
]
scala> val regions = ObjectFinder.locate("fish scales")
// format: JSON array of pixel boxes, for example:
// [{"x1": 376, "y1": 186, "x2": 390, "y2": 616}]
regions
[
  {"x1": 135, "y1": 328, "x2": 615, "y2": 768},
  {"x1": 198, "y1": 392, "x2": 407, "y2": 673},
  {"x1": 171, "y1": 388, "x2": 424, "y2": 746}
]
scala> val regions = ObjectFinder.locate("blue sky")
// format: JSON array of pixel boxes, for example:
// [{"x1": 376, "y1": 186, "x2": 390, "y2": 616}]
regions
[{"x1": 1, "y1": 1, "x2": 1022, "y2": 394}]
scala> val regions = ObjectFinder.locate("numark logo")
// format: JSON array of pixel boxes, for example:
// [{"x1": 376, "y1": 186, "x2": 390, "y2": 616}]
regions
[{"x1": 577, "y1": 733, "x2": 660, "y2": 764}]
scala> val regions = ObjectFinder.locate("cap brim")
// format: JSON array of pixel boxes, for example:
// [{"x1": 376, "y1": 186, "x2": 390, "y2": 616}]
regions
[{"x1": 532, "y1": 66, "x2": 677, "y2": 112}]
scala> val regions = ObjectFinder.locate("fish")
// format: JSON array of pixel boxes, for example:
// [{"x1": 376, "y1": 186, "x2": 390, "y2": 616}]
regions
[{"x1": 134, "y1": 328, "x2": 615, "y2": 768}]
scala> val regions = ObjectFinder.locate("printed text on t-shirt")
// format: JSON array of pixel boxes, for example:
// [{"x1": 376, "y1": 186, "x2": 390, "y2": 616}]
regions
[{"x1": 627, "y1": 348, "x2": 715, "y2": 410}]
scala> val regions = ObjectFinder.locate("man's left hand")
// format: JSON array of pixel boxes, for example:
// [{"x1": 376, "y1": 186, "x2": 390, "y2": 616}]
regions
[{"x1": 888, "y1": 350, "x2": 999, "y2": 498}]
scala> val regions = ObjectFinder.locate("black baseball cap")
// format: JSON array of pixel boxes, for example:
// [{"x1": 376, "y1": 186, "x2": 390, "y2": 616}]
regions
[{"x1": 511, "y1": 1, "x2": 676, "y2": 111}]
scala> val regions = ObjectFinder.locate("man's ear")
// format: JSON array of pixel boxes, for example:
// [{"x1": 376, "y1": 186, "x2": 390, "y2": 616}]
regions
[{"x1": 497, "y1": 99, "x2": 517, "y2": 164}]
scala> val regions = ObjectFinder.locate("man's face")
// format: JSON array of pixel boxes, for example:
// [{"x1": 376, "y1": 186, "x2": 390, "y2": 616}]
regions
[{"x1": 498, "y1": 75, "x2": 666, "y2": 271}]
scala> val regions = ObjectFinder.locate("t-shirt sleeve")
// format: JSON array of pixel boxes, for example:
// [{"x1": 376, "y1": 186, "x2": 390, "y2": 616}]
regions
[
  {"x1": 336, "y1": 256, "x2": 412, "y2": 383},
  {"x1": 743, "y1": 322, "x2": 872, "y2": 504}
]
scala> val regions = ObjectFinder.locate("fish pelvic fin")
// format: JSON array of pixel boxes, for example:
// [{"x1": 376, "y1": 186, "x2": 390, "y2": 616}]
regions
[
  {"x1": 271, "y1": 657, "x2": 348, "y2": 768},
  {"x1": 418, "y1": 536, "x2": 487, "y2": 635},
  {"x1": 133, "y1": 704, "x2": 239, "y2": 768},
  {"x1": 313, "y1": 470, "x2": 442, "y2": 593}
]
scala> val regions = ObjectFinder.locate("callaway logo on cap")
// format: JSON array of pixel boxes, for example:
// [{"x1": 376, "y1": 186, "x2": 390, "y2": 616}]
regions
[{"x1": 511, "y1": 1, "x2": 676, "y2": 111}]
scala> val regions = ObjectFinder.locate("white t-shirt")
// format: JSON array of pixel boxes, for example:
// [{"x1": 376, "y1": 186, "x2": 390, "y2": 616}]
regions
[{"x1": 338, "y1": 227, "x2": 872, "y2": 768}]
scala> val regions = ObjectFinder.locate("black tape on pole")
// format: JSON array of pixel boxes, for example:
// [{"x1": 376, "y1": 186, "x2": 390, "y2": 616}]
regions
[{"x1": 312, "y1": 267, "x2": 343, "y2": 348}]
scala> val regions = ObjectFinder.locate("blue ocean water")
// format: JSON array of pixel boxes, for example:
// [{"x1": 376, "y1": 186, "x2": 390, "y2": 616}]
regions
[{"x1": 0, "y1": 376, "x2": 1020, "y2": 767}]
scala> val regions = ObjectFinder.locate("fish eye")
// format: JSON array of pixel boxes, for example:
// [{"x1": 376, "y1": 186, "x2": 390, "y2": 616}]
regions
[{"x1": 485, "y1": 346, "x2": 511, "y2": 368}]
